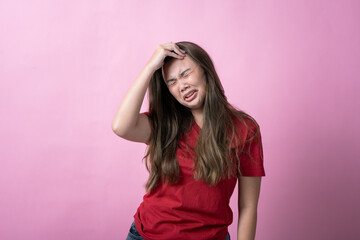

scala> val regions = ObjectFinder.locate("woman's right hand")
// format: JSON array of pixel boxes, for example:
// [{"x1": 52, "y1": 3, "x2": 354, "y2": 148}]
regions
[{"x1": 146, "y1": 42, "x2": 186, "y2": 72}]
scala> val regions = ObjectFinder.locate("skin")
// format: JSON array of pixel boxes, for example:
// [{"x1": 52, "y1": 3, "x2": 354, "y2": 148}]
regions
[
  {"x1": 238, "y1": 176, "x2": 262, "y2": 240},
  {"x1": 161, "y1": 54, "x2": 207, "y2": 128}
]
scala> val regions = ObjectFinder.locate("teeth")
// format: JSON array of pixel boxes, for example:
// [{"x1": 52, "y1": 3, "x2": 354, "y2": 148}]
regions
[{"x1": 185, "y1": 91, "x2": 195, "y2": 98}]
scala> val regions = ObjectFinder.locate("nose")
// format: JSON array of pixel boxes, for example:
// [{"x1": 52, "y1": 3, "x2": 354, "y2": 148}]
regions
[{"x1": 179, "y1": 78, "x2": 190, "y2": 93}]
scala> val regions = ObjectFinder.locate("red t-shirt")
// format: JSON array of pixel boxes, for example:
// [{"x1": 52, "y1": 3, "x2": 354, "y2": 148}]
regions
[{"x1": 134, "y1": 112, "x2": 265, "y2": 240}]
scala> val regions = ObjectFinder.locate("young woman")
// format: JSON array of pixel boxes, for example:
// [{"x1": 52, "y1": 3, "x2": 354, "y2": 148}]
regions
[{"x1": 112, "y1": 41, "x2": 266, "y2": 240}]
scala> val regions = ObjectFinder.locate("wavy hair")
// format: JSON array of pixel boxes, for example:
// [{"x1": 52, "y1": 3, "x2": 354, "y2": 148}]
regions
[{"x1": 142, "y1": 41, "x2": 261, "y2": 193}]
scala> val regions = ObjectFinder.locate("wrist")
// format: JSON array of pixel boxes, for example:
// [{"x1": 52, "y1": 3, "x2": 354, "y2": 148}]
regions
[{"x1": 144, "y1": 64, "x2": 156, "y2": 75}]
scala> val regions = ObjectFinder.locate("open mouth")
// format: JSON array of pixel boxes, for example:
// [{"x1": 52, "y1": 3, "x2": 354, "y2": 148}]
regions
[{"x1": 184, "y1": 90, "x2": 197, "y2": 101}]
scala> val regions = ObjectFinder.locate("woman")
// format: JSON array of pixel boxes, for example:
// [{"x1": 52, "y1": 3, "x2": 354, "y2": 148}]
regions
[{"x1": 112, "y1": 41, "x2": 265, "y2": 240}]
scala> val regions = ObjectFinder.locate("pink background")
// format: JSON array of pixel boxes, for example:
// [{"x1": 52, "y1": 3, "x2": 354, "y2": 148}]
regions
[{"x1": 1, "y1": 0, "x2": 359, "y2": 239}]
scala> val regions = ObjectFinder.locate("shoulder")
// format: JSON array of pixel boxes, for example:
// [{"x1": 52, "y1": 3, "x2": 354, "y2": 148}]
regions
[
  {"x1": 229, "y1": 112, "x2": 261, "y2": 147},
  {"x1": 232, "y1": 112, "x2": 260, "y2": 133}
]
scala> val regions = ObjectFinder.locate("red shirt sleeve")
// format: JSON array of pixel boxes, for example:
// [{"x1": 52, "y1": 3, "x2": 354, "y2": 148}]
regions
[{"x1": 238, "y1": 123, "x2": 266, "y2": 177}]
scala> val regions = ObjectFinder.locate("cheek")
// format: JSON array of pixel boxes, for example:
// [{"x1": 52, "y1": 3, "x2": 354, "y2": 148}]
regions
[
  {"x1": 195, "y1": 74, "x2": 206, "y2": 87},
  {"x1": 199, "y1": 80, "x2": 207, "y2": 92},
  {"x1": 168, "y1": 88, "x2": 179, "y2": 99}
]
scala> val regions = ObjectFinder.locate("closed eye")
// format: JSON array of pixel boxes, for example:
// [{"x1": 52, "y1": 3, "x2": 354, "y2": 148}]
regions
[
  {"x1": 166, "y1": 71, "x2": 190, "y2": 86},
  {"x1": 183, "y1": 72, "x2": 191, "y2": 78},
  {"x1": 167, "y1": 79, "x2": 175, "y2": 85}
]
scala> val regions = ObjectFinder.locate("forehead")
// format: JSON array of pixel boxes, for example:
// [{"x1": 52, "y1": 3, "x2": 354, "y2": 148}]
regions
[{"x1": 162, "y1": 55, "x2": 197, "y2": 80}]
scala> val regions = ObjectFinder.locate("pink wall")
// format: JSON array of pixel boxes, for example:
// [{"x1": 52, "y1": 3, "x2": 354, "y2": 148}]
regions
[{"x1": 1, "y1": 0, "x2": 359, "y2": 239}]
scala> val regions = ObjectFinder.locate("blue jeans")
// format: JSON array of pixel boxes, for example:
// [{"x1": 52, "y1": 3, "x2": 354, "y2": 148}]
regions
[{"x1": 126, "y1": 220, "x2": 231, "y2": 240}]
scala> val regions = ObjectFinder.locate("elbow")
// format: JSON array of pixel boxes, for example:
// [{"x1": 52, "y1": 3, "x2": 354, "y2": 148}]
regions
[
  {"x1": 111, "y1": 121, "x2": 118, "y2": 133},
  {"x1": 111, "y1": 122, "x2": 126, "y2": 137}
]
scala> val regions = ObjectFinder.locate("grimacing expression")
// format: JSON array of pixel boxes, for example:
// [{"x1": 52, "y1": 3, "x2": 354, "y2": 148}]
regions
[{"x1": 162, "y1": 55, "x2": 207, "y2": 112}]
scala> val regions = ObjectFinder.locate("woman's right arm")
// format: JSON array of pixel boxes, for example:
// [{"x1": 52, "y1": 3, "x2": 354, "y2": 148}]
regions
[{"x1": 111, "y1": 42, "x2": 186, "y2": 144}]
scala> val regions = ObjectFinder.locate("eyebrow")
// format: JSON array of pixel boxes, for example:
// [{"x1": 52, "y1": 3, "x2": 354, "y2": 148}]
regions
[{"x1": 166, "y1": 68, "x2": 191, "y2": 82}]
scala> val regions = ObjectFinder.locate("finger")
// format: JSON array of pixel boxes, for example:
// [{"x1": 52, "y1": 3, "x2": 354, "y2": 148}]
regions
[
  {"x1": 177, "y1": 46, "x2": 186, "y2": 53},
  {"x1": 162, "y1": 42, "x2": 175, "y2": 51},
  {"x1": 168, "y1": 51, "x2": 184, "y2": 59},
  {"x1": 173, "y1": 45, "x2": 185, "y2": 56},
  {"x1": 163, "y1": 42, "x2": 185, "y2": 56},
  {"x1": 174, "y1": 46, "x2": 186, "y2": 56},
  {"x1": 172, "y1": 43, "x2": 185, "y2": 56}
]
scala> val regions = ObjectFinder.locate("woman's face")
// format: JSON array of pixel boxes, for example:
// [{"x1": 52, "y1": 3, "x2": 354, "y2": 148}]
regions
[{"x1": 162, "y1": 55, "x2": 207, "y2": 114}]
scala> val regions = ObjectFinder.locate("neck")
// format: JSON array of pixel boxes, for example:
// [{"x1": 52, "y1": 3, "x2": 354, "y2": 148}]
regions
[{"x1": 192, "y1": 110, "x2": 203, "y2": 129}]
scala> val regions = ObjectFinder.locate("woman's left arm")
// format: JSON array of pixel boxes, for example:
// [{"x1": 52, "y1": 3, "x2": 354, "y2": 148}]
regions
[{"x1": 237, "y1": 176, "x2": 262, "y2": 240}]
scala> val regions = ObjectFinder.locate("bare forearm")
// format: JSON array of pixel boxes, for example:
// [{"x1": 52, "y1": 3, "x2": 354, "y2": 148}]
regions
[
  {"x1": 237, "y1": 208, "x2": 258, "y2": 240},
  {"x1": 111, "y1": 65, "x2": 154, "y2": 134}
]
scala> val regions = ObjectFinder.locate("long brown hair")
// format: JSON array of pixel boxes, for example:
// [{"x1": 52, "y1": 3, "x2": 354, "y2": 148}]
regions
[{"x1": 142, "y1": 41, "x2": 262, "y2": 193}]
